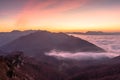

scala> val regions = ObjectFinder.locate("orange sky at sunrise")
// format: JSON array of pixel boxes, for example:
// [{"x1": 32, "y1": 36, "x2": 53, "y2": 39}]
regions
[{"x1": 0, "y1": 0, "x2": 120, "y2": 32}]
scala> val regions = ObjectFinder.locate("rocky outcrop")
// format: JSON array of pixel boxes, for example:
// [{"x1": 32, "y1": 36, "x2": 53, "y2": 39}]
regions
[
  {"x1": 0, "y1": 51, "x2": 64, "y2": 80},
  {"x1": 0, "y1": 51, "x2": 25, "y2": 80}
]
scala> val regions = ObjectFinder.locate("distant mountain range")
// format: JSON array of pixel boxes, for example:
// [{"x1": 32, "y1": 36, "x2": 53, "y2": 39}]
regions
[
  {"x1": 67, "y1": 31, "x2": 120, "y2": 35},
  {"x1": 0, "y1": 30, "x2": 105, "y2": 57}
]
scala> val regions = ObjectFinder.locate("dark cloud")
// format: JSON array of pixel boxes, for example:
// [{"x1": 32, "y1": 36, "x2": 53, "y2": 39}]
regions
[
  {"x1": 65, "y1": 0, "x2": 120, "y2": 13},
  {"x1": 88, "y1": 0, "x2": 120, "y2": 8},
  {"x1": 0, "y1": 0, "x2": 27, "y2": 10},
  {"x1": 0, "y1": 0, "x2": 120, "y2": 20},
  {"x1": 43, "y1": 0, "x2": 62, "y2": 10},
  {"x1": 0, "y1": 0, "x2": 28, "y2": 17}
]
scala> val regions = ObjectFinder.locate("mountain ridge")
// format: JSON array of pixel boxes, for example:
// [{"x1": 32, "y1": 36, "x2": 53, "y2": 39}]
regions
[{"x1": 0, "y1": 30, "x2": 105, "y2": 57}]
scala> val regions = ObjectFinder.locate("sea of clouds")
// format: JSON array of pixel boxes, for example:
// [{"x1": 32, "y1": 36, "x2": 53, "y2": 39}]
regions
[
  {"x1": 46, "y1": 35, "x2": 120, "y2": 60},
  {"x1": 71, "y1": 34, "x2": 120, "y2": 53},
  {"x1": 45, "y1": 50, "x2": 119, "y2": 60}
]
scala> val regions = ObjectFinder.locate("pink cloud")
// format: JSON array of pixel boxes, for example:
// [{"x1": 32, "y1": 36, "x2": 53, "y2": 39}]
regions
[{"x1": 15, "y1": 0, "x2": 88, "y2": 27}]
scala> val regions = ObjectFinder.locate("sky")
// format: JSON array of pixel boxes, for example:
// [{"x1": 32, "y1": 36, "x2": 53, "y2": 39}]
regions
[{"x1": 0, "y1": 0, "x2": 120, "y2": 32}]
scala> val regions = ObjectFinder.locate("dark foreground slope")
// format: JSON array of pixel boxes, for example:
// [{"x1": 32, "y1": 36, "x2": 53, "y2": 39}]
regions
[
  {"x1": 0, "y1": 31, "x2": 105, "y2": 56},
  {"x1": 0, "y1": 52, "x2": 64, "y2": 80},
  {"x1": 1, "y1": 51, "x2": 120, "y2": 80},
  {"x1": 67, "y1": 56, "x2": 120, "y2": 80}
]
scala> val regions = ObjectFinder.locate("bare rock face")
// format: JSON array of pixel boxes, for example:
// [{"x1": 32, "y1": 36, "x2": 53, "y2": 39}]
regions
[
  {"x1": 0, "y1": 51, "x2": 64, "y2": 80},
  {"x1": 0, "y1": 31, "x2": 105, "y2": 56},
  {"x1": 0, "y1": 51, "x2": 25, "y2": 80}
]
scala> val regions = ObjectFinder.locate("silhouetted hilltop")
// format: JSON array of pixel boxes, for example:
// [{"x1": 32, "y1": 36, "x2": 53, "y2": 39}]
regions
[
  {"x1": 85, "y1": 31, "x2": 120, "y2": 35},
  {"x1": 0, "y1": 30, "x2": 36, "y2": 47},
  {"x1": 0, "y1": 31, "x2": 105, "y2": 56},
  {"x1": 85, "y1": 31, "x2": 104, "y2": 35},
  {"x1": 67, "y1": 31, "x2": 120, "y2": 35}
]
